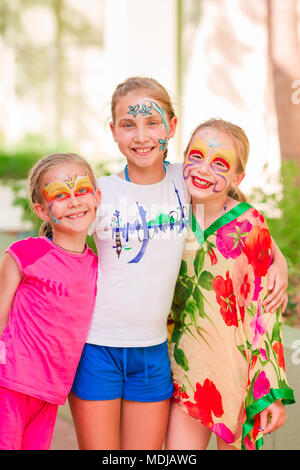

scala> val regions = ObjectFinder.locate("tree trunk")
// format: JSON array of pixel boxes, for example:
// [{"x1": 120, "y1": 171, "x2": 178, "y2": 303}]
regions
[{"x1": 267, "y1": 0, "x2": 300, "y2": 162}]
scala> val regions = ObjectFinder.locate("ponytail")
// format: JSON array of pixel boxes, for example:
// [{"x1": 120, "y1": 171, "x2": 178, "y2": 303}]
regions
[
  {"x1": 39, "y1": 221, "x2": 53, "y2": 237},
  {"x1": 227, "y1": 186, "x2": 248, "y2": 202}
]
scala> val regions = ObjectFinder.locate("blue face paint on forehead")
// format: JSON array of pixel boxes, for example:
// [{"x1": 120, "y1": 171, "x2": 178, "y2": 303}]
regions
[
  {"x1": 208, "y1": 137, "x2": 222, "y2": 149},
  {"x1": 127, "y1": 98, "x2": 169, "y2": 136}
]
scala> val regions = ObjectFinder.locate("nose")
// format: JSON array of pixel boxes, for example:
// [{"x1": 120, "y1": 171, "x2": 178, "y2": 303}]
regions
[
  {"x1": 68, "y1": 192, "x2": 81, "y2": 206},
  {"x1": 196, "y1": 158, "x2": 211, "y2": 176},
  {"x1": 133, "y1": 124, "x2": 149, "y2": 143}
]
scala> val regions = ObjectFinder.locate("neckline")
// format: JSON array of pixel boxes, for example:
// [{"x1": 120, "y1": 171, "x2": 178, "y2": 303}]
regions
[
  {"x1": 41, "y1": 236, "x2": 88, "y2": 257},
  {"x1": 189, "y1": 201, "x2": 252, "y2": 247},
  {"x1": 112, "y1": 165, "x2": 170, "y2": 189},
  {"x1": 124, "y1": 161, "x2": 170, "y2": 183}
]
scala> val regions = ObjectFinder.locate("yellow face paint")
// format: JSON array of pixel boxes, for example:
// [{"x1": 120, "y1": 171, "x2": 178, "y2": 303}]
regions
[
  {"x1": 185, "y1": 136, "x2": 236, "y2": 171},
  {"x1": 43, "y1": 174, "x2": 94, "y2": 202}
]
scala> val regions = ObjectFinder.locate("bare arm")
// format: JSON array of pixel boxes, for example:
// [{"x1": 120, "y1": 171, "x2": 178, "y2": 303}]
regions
[
  {"x1": 263, "y1": 238, "x2": 288, "y2": 313},
  {"x1": 0, "y1": 253, "x2": 22, "y2": 338}
]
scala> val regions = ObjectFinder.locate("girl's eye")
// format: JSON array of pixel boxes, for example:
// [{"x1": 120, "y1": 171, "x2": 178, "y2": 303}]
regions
[
  {"x1": 148, "y1": 120, "x2": 159, "y2": 126},
  {"x1": 212, "y1": 158, "x2": 230, "y2": 171},
  {"x1": 76, "y1": 188, "x2": 89, "y2": 196},
  {"x1": 123, "y1": 122, "x2": 134, "y2": 128},
  {"x1": 189, "y1": 152, "x2": 204, "y2": 161},
  {"x1": 55, "y1": 193, "x2": 68, "y2": 200}
]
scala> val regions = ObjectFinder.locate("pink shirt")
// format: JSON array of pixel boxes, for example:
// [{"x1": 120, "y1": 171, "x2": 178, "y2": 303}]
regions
[{"x1": 0, "y1": 237, "x2": 98, "y2": 405}]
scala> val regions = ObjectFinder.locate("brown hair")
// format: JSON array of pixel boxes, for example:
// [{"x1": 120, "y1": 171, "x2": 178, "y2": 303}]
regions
[
  {"x1": 184, "y1": 118, "x2": 249, "y2": 202},
  {"x1": 111, "y1": 76, "x2": 176, "y2": 159},
  {"x1": 29, "y1": 153, "x2": 96, "y2": 237}
]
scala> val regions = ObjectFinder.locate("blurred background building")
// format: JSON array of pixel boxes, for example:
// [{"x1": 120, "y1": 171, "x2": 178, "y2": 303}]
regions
[{"x1": 1, "y1": 1, "x2": 299, "y2": 207}]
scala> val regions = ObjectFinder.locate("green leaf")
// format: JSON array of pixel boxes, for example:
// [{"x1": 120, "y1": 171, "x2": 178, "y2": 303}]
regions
[
  {"x1": 193, "y1": 285, "x2": 205, "y2": 318},
  {"x1": 174, "y1": 347, "x2": 189, "y2": 371},
  {"x1": 179, "y1": 259, "x2": 188, "y2": 276},
  {"x1": 185, "y1": 298, "x2": 198, "y2": 324},
  {"x1": 171, "y1": 326, "x2": 183, "y2": 346},
  {"x1": 198, "y1": 271, "x2": 214, "y2": 290},
  {"x1": 194, "y1": 248, "x2": 204, "y2": 277},
  {"x1": 271, "y1": 320, "x2": 282, "y2": 343}
]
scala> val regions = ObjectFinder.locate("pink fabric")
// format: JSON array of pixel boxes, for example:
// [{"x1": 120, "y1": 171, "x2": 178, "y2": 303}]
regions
[
  {"x1": 0, "y1": 237, "x2": 97, "y2": 405},
  {"x1": 0, "y1": 385, "x2": 58, "y2": 450}
]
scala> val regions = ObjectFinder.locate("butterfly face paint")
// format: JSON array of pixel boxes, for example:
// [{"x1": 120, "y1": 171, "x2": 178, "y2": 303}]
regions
[
  {"x1": 183, "y1": 132, "x2": 236, "y2": 194},
  {"x1": 127, "y1": 97, "x2": 169, "y2": 152},
  {"x1": 43, "y1": 174, "x2": 95, "y2": 224}
]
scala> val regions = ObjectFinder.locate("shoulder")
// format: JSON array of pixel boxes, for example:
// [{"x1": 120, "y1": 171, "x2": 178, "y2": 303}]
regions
[
  {"x1": 8, "y1": 237, "x2": 50, "y2": 254},
  {"x1": 238, "y1": 204, "x2": 269, "y2": 230},
  {"x1": 166, "y1": 162, "x2": 183, "y2": 177},
  {"x1": 95, "y1": 174, "x2": 118, "y2": 190},
  {"x1": 7, "y1": 237, "x2": 51, "y2": 271}
]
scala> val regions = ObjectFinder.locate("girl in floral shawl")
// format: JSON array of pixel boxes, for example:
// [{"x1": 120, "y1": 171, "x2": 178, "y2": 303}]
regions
[{"x1": 165, "y1": 119, "x2": 295, "y2": 450}]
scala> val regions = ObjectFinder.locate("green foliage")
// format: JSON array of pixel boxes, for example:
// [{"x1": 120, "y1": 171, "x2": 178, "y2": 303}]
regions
[
  {"x1": 249, "y1": 160, "x2": 300, "y2": 323},
  {"x1": 0, "y1": 133, "x2": 71, "y2": 180}
]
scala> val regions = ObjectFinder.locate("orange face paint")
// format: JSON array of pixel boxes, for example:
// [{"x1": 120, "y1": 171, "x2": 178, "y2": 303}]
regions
[{"x1": 43, "y1": 174, "x2": 94, "y2": 202}]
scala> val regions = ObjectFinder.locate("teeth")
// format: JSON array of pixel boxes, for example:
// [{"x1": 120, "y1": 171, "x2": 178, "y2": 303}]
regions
[
  {"x1": 193, "y1": 176, "x2": 211, "y2": 186},
  {"x1": 134, "y1": 148, "x2": 152, "y2": 153},
  {"x1": 68, "y1": 212, "x2": 85, "y2": 219}
]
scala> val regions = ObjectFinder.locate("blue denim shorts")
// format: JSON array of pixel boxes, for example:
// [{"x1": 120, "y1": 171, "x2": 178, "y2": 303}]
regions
[{"x1": 71, "y1": 340, "x2": 174, "y2": 402}]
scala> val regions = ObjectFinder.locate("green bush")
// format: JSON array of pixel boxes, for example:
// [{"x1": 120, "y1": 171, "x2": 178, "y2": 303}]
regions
[{"x1": 250, "y1": 160, "x2": 300, "y2": 324}]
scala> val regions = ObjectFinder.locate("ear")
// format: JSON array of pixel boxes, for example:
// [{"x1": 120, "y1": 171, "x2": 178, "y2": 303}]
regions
[
  {"x1": 109, "y1": 121, "x2": 118, "y2": 142},
  {"x1": 231, "y1": 172, "x2": 245, "y2": 188},
  {"x1": 95, "y1": 189, "x2": 101, "y2": 207},
  {"x1": 33, "y1": 202, "x2": 51, "y2": 222},
  {"x1": 167, "y1": 116, "x2": 178, "y2": 140}
]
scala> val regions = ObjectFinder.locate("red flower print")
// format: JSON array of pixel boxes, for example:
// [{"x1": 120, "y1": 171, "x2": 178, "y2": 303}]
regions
[
  {"x1": 213, "y1": 271, "x2": 238, "y2": 326},
  {"x1": 243, "y1": 226, "x2": 272, "y2": 277},
  {"x1": 250, "y1": 355, "x2": 258, "y2": 370},
  {"x1": 173, "y1": 382, "x2": 189, "y2": 403},
  {"x1": 273, "y1": 342, "x2": 285, "y2": 371},
  {"x1": 184, "y1": 379, "x2": 224, "y2": 427},
  {"x1": 252, "y1": 209, "x2": 265, "y2": 223},
  {"x1": 208, "y1": 246, "x2": 218, "y2": 266}
]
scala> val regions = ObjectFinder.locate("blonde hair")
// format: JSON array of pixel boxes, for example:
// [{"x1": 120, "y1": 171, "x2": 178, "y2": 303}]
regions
[
  {"x1": 29, "y1": 153, "x2": 96, "y2": 237},
  {"x1": 111, "y1": 76, "x2": 176, "y2": 160},
  {"x1": 184, "y1": 118, "x2": 249, "y2": 202}
]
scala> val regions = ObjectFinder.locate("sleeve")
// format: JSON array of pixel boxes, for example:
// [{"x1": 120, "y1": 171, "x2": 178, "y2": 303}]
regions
[
  {"x1": 240, "y1": 213, "x2": 295, "y2": 450},
  {"x1": 6, "y1": 237, "x2": 50, "y2": 275},
  {"x1": 6, "y1": 239, "x2": 29, "y2": 275}
]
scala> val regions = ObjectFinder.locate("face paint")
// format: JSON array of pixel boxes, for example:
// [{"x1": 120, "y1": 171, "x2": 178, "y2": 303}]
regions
[
  {"x1": 43, "y1": 174, "x2": 94, "y2": 202},
  {"x1": 183, "y1": 135, "x2": 236, "y2": 193},
  {"x1": 42, "y1": 174, "x2": 94, "y2": 223},
  {"x1": 127, "y1": 97, "x2": 169, "y2": 153},
  {"x1": 208, "y1": 137, "x2": 222, "y2": 149}
]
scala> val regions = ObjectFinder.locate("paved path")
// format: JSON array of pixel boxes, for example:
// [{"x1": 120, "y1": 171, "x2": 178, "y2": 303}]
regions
[{"x1": 50, "y1": 416, "x2": 78, "y2": 450}]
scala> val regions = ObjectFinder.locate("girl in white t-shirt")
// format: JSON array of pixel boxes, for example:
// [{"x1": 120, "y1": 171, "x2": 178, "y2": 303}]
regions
[{"x1": 69, "y1": 77, "x2": 289, "y2": 450}]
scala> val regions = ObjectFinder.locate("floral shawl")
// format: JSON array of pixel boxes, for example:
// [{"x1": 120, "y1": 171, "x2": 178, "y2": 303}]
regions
[{"x1": 169, "y1": 202, "x2": 295, "y2": 450}]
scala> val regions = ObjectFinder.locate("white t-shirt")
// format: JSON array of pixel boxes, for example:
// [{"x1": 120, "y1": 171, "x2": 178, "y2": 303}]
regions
[{"x1": 86, "y1": 163, "x2": 190, "y2": 347}]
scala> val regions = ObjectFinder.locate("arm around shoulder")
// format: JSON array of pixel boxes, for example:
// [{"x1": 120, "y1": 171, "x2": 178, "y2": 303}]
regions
[{"x1": 0, "y1": 253, "x2": 22, "y2": 337}]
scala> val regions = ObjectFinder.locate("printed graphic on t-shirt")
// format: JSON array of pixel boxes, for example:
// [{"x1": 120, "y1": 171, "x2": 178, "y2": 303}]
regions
[{"x1": 109, "y1": 181, "x2": 188, "y2": 263}]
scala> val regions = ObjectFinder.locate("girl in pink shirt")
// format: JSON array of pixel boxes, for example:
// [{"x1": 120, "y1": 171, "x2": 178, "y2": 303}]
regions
[{"x1": 0, "y1": 153, "x2": 101, "y2": 450}]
